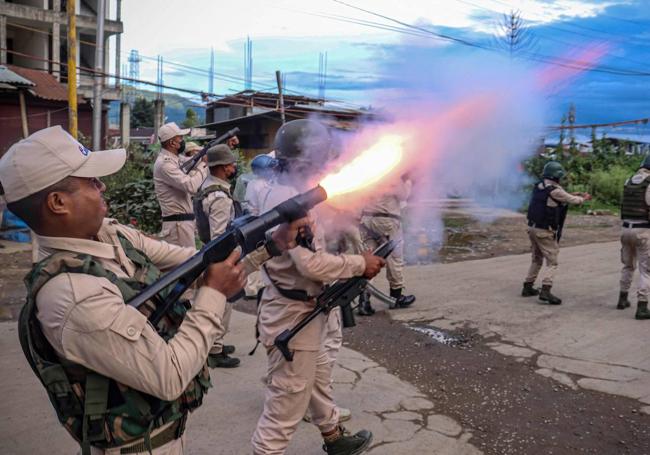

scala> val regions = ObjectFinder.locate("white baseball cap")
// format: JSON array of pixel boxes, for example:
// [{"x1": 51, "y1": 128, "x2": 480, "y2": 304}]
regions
[
  {"x1": 0, "y1": 126, "x2": 126, "y2": 203},
  {"x1": 158, "y1": 122, "x2": 190, "y2": 142}
]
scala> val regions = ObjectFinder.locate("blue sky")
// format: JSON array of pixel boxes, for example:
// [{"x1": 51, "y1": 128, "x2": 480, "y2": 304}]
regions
[{"x1": 118, "y1": 0, "x2": 650, "y2": 131}]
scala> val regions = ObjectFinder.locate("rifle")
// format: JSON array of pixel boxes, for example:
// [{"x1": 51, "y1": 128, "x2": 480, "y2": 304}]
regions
[
  {"x1": 127, "y1": 185, "x2": 328, "y2": 325},
  {"x1": 274, "y1": 240, "x2": 397, "y2": 361},
  {"x1": 180, "y1": 127, "x2": 240, "y2": 174}
]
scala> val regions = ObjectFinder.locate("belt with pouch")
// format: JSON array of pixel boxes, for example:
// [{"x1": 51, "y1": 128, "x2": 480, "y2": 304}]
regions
[
  {"x1": 162, "y1": 213, "x2": 195, "y2": 222},
  {"x1": 622, "y1": 221, "x2": 650, "y2": 229},
  {"x1": 119, "y1": 418, "x2": 185, "y2": 454}
]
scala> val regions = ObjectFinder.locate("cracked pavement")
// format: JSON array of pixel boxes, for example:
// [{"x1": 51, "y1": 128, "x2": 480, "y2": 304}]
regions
[
  {"x1": 0, "y1": 310, "x2": 481, "y2": 454},
  {"x1": 384, "y1": 240, "x2": 650, "y2": 416}
]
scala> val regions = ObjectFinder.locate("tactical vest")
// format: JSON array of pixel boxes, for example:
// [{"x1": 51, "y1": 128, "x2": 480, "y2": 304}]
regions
[
  {"x1": 18, "y1": 233, "x2": 211, "y2": 454},
  {"x1": 621, "y1": 175, "x2": 650, "y2": 221},
  {"x1": 527, "y1": 181, "x2": 568, "y2": 232},
  {"x1": 193, "y1": 184, "x2": 242, "y2": 244}
]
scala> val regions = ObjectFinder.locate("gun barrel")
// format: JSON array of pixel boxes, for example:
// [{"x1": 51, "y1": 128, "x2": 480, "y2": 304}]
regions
[{"x1": 181, "y1": 127, "x2": 241, "y2": 173}]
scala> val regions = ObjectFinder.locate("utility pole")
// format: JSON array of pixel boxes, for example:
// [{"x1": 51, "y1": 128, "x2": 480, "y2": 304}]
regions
[
  {"x1": 115, "y1": 0, "x2": 122, "y2": 89},
  {"x1": 92, "y1": 0, "x2": 105, "y2": 150},
  {"x1": 66, "y1": 0, "x2": 77, "y2": 138},
  {"x1": 208, "y1": 47, "x2": 214, "y2": 94},
  {"x1": 276, "y1": 70, "x2": 286, "y2": 124}
]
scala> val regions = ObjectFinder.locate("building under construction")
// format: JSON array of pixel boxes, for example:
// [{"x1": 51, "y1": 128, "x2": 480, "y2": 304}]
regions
[{"x1": 0, "y1": 0, "x2": 123, "y2": 153}]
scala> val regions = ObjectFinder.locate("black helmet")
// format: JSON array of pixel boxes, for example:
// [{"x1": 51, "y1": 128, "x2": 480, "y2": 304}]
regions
[
  {"x1": 273, "y1": 119, "x2": 332, "y2": 164},
  {"x1": 542, "y1": 161, "x2": 566, "y2": 180},
  {"x1": 251, "y1": 154, "x2": 278, "y2": 175}
]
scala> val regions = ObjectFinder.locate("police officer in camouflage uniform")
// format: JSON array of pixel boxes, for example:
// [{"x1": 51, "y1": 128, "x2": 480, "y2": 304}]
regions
[
  {"x1": 522, "y1": 161, "x2": 590, "y2": 305},
  {"x1": 194, "y1": 144, "x2": 241, "y2": 368},
  {"x1": 0, "y1": 126, "x2": 309, "y2": 455},
  {"x1": 617, "y1": 155, "x2": 650, "y2": 319}
]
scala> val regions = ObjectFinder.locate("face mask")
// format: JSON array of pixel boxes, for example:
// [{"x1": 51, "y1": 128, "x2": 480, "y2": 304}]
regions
[{"x1": 177, "y1": 140, "x2": 186, "y2": 154}]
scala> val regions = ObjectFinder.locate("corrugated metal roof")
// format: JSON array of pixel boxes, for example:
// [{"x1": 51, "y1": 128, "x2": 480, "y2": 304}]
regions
[
  {"x1": 0, "y1": 65, "x2": 35, "y2": 87},
  {"x1": 7, "y1": 65, "x2": 70, "y2": 101}
]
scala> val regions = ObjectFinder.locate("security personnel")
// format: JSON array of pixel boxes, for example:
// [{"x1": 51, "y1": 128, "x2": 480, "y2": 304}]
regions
[
  {"x1": 194, "y1": 144, "x2": 240, "y2": 368},
  {"x1": 2, "y1": 126, "x2": 310, "y2": 455},
  {"x1": 358, "y1": 174, "x2": 416, "y2": 315},
  {"x1": 252, "y1": 119, "x2": 384, "y2": 455},
  {"x1": 618, "y1": 155, "x2": 650, "y2": 319},
  {"x1": 153, "y1": 122, "x2": 208, "y2": 247},
  {"x1": 522, "y1": 161, "x2": 590, "y2": 304},
  {"x1": 245, "y1": 153, "x2": 278, "y2": 216},
  {"x1": 242, "y1": 153, "x2": 278, "y2": 300}
]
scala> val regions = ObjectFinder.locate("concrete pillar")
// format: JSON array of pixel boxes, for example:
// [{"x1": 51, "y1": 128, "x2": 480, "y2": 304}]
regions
[
  {"x1": 52, "y1": 0, "x2": 60, "y2": 79},
  {"x1": 120, "y1": 101, "x2": 130, "y2": 148},
  {"x1": 0, "y1": 15, "x2": 6, "y2": 65},
  {"x1": 153, "y1": 99, "x2": 165, "y2": 142}
]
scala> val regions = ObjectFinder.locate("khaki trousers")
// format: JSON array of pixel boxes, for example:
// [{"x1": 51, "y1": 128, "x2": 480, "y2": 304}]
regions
[
  {"x1": 210, "y1": 303, "x2": 232, "y2": 354},
  {"x1": 525, "y1": 227, "x2": 559, "y2": 286},
  {"x1": 251, "y1": 347, "x2": 339, "y2": 455},
  {"x1": 620, "y1": 228, "x2": 650, "y2": 301},
  {"x1": 360, "y1": 216, "x2": 404, "y2": 289},
  {"x1": 160, "y1": 220, "x2": 195, "y2": 248}
]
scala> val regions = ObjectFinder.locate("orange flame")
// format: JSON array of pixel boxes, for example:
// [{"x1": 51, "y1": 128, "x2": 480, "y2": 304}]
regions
[{"x1": 320, "y1": 134, "x2": 404, "y2": 198}]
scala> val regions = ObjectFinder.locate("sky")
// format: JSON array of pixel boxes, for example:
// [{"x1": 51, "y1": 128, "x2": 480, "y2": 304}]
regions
[{"x1": 114, "y1": 0, "x2": 650, "y2": 131}]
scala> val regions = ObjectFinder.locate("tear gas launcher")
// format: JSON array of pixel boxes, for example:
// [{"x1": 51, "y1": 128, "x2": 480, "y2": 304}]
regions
[
  {"x1": 181, "y1": 127, "x2": 240, "y2": 174},
  {"x1": 127, "y1": 185, "x2": 328, "y2": 325},
  {"x1": 274, "y1": 239, "x2": 397, "y2": 361}
]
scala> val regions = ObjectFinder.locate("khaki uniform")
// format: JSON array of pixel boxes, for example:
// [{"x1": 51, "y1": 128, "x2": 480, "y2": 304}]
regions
[
  {"x1": 620, "y1": 168, "x2": 650, "y2": 301},
  {"x1": 153, "y1": 148, "x2": 208, "y2": 248},
  {"x1": 525, "y1": 179, "x2": 584, "y2": 286},
  {"x1": 35, "y1": 218, "x2": 269, "y2": 454},
  {"x1": 243, "y1": 177, "x2": 274, "y2": 297},
  {"x1": 360, "y1": 179, "x2": 411, "y2": 289},
  {"x1": 252, "y1": 183, "x2": 366, "y2": 455},
  {"x1": 200, "y1": 175, "x2": 235, "y2": 356}
]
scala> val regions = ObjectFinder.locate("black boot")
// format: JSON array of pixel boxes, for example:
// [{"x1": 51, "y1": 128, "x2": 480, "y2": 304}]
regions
[
  {"x1": 538, "y1": 285, "x2": 562, "y2": 305},
  {"x1": 389, "y1": 288, "x2": 415, "y2": 309},
  {"x1": 207, "y1": 352, "x2": 240, "y2": 368},
  {"x1": 521, "y1": 282, "x2": 539, "y2": 297},
  {"x1": 356, "y1": 292, "x2": 375, "y2": 316},
  {"x1": 635, "y1": 301, "x2": 650, "y2": 320},
  {"x1": 617, "y1": 291, "x2": 631, "y2": 310},
  {"x1": 323, "y1": 426, "x2": 373, "y2": 455}
]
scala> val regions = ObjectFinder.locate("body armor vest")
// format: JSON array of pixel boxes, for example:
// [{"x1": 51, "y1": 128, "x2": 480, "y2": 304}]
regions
[
  {"x1": 527, "y1": 181, "x2": 568, "y2": 232},
  {"x1": 193, "y1": 184, "x2": 242, "y2": 244},
  {"x1": 18, "y1": 233, "x2": 211, "y2": 454},
  {"x1": 621, "y1": 175, "x2": 650, "y2": 221}
]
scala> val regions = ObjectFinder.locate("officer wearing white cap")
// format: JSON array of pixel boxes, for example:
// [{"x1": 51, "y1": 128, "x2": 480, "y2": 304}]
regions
[
  {"x1": 0, "y1": 126, "x2": 311, "y2": 455},
  {"x1": 194, "y1": 144, "x2": 240, "y2": 368},
  {"x1": 153, "y1": 122, "x2": 208, "y2": 247}
]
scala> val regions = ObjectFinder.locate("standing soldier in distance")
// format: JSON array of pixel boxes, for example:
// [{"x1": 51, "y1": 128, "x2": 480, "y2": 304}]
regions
[
  {"x1": 522, "y1": 161, "x2": 591, "y2": 304},
  {"x1": 1, "y1": 126, "x2": 309, "y2": 455},
  {"x1": 252, "y1": 119, "x2": 385, "y2": 455},
  {"x1": 153, "y1": 122, "x2": 208, "y2": 247},
  {"x1": 194, "y1": 144, "x2": 241, "y2": 368},
  {"x1": 617, "y1": 155, "x2": 650, "y2": 319},
  {"x1": 357, "y1": 173, "x2": 416, "y2": 315}
]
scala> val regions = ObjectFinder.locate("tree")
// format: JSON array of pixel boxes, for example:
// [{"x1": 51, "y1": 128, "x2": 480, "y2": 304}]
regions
[
  {"x1": 131, "y1": 97, "x2": 154, "y2": 129},
  {"x1": 181, "y1": 108, "x2": 199, "y2": 128},
  {"x1": 495, "y1": 10, "x2": 537, "y2": 59}
]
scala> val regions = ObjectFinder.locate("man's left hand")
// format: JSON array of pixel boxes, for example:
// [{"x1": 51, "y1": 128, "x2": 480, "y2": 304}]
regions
[{"x1": 227, "y1": 136, "x2": 240, "y2": 149}]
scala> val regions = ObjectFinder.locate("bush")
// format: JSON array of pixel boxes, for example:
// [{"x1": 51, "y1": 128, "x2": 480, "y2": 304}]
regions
[
  {"x1": 103, "y1": 143, "x2": 162, "y2": 233},
  {"x1": 588, "y1": 165, "x2": 631, "y2": 207}
]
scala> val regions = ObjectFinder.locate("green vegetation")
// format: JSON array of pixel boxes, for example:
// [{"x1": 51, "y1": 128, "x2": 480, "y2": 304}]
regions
[
  {"x1": 523, "y1": 138, "x2": 642, "y2": 215},
  {"x1": 103, "y1": 143, "x2": 161, "y2": 234}
]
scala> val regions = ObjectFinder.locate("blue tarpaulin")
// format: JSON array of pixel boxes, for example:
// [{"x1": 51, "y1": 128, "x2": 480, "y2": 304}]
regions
[{"x1": 0, "y1": 209, "x2": 31, "y2": 243}]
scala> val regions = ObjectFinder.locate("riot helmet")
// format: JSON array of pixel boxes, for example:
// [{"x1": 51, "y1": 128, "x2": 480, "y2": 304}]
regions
[
  {"x1": 273, "y1": 119, "x2": 332, "y2": 174},
  {"x1": 542, "y1": 161, "x2": 566, "y2": 181},
  {"x1": 251, "y1": 154, "x2": 278, "y2": 176}
]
